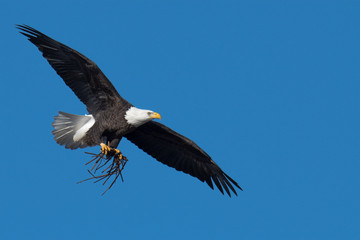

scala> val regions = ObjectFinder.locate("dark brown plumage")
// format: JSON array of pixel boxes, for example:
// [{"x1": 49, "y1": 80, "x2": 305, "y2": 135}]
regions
[{"x1": 17, "y1": 24, "x2": 242, "y2": 196}]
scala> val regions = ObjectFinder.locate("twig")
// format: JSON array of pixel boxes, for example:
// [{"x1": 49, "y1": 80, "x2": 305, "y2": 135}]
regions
[{"x1": 78, "y1": 149, "x2": 128, "y2": 194}]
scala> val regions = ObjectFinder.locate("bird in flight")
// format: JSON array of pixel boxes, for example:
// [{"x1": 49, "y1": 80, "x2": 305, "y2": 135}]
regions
[{"x1": 17, "y1": 24, "x2": 242, "y2": 196}]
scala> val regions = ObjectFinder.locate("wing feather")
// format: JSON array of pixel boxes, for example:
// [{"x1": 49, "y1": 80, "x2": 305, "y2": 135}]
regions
[
  {"x1": 17, "y1": 24, "x2": 130, "y2": 113},
  {"x1": 125, "y1": 121, "x2": 242, "y2": 196}
]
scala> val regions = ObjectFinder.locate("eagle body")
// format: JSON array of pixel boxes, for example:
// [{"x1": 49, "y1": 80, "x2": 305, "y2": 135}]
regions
[
  {"x1": 83, "y1": 105, "x2": 134, "y2": 147},
  {"x1": 17, "y1": 25, "x2": 243, "y2": 197}
]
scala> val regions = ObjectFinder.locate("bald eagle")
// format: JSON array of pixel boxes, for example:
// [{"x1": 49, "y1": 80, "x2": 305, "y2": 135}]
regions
[{"x1": 17, "y1": 24, "x2": 242, "y2": 196}]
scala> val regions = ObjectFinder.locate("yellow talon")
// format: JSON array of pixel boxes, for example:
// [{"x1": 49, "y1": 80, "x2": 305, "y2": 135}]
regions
[
  {"x1": 113, "y1": 149, "x2": 123, "y2": 159},
  {"x1": 100, "y1": 143, "x2": 123, "y2": 158},
  {"x1": 100, "y1": 143, "x2": 111, "y2": 155}
]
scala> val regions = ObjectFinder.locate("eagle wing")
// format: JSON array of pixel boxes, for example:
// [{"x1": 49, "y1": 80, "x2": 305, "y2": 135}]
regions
[
  {"x1": 125, "y1": 121, "x2": 242, "y2": 196},
  {"x1": 17, "y1": 24, "x2": 130, "y2": 114}
]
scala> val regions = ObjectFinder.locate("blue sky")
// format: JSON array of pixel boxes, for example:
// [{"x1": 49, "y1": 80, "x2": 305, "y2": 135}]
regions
[{"x1": 0, "y1": 1, "x2": 359, "y2": 239}]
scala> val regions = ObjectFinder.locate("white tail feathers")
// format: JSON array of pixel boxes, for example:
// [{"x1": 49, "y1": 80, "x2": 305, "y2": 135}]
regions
[{"x1": 52, "y1": 111, "x2": 95, "y2": 149}]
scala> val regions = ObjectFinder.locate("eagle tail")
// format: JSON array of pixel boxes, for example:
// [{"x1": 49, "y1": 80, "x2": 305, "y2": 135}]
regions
[{"x1": 52, "y1": 111, "x2": 95, "y2": 149}]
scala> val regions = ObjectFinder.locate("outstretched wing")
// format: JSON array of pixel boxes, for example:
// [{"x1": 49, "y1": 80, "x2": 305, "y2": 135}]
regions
[
  {"x1": 125, "y1": 121, "x2": 242, "y2": 197},
  {"x1": 17, "y1": 24, "x2": 131, "y2": 114}
]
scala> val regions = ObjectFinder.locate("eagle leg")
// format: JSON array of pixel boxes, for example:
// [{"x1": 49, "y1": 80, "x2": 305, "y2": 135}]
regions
[{"x1": 100, "y1": 143, "x2": 124, "y2": 159}]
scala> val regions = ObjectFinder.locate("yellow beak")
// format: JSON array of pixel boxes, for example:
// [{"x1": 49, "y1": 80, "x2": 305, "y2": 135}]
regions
[{"x1": 150, "y1": 112, "x2": 161, "y2": 119}]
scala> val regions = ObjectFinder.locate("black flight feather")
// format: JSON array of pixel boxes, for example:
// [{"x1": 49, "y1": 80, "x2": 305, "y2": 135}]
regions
[
  {"x1": 16, "y1": 24, "x2": 129, "y2": 114},
  {"x1": 125, "y1": 121, "x2": 242, "y2": 196}
]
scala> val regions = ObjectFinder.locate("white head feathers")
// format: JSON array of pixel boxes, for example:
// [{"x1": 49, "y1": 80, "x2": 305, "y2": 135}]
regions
[{"x1": 125, "y1": 107, "x2": 161, "y2": 127}]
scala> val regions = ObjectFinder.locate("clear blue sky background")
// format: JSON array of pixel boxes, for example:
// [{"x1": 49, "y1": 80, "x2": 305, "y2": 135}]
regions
[{"x1": 0, "y1": 1, "x2": 359, "y2": 239}]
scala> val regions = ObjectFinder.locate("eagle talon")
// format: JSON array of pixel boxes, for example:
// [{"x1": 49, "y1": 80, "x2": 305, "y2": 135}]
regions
[
  {"x1": 114, "y1": 150, "x2": 123, "y2": 160},
  {"x1": 100, "y1": 143, "x2": 111, "y2": 155}
]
